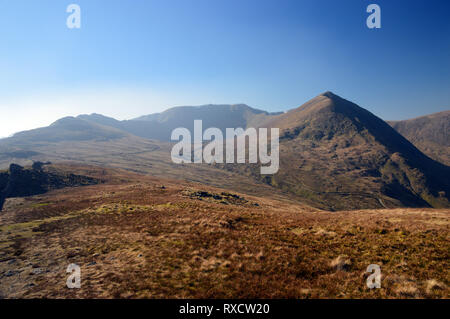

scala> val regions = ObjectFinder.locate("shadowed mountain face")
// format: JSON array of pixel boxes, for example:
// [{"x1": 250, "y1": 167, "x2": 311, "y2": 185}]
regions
[
  {"x1": 389, "y1": 111, "x2": 450, "y2": 166},
  {"x1": 0, "y1": 92, "x2": 448, "y2": 210}
]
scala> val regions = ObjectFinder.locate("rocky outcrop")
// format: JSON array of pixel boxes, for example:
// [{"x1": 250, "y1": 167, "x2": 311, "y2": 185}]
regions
[{"x1": 0, "y1": 163, "x2": 99, "y2": 211}]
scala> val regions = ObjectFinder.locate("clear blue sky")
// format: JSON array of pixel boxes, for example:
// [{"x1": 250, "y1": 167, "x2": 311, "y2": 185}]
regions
[{"x1": 0, "y1": 0, "x2": 449, "y2": 137}]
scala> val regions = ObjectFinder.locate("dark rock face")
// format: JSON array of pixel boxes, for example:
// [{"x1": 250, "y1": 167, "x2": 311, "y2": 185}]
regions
[
  {"x1": 31, "y1": 161, "x2": 51, "y2": 171},
  {"x1": 0, "y1": 163, "x2": 99, "y2": 211},
  {"x1": 0, "y1": 194, "x2": 5, "y2": 212},
  {"x1": 5, "y1": 164, "x2": 47, "y2": 198},
  {"x1": 0, "y1": 171, "x2": 10, "y2": 210},
  {"x1": 0, "y1": 172, "x2": 8, "y2": 191}
]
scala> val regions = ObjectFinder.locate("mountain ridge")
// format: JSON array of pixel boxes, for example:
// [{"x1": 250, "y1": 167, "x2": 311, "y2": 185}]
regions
[
  {"x1": 0, "y1": 92, "x2": 448, "y2": 210},
  {"x1": 77, "y1": 104, "x2": 282, "y2": 141}
]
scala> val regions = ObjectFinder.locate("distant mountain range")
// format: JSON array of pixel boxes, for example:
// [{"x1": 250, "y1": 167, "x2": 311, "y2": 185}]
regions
[
  {"x1": 77, "y1": 104, "x2": 282, "y2": 141},
  {"x1": 0, "y1": 92, "x2": 448, "y2": 210}
]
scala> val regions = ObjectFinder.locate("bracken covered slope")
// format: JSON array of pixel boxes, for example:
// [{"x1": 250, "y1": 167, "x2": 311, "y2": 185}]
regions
[{"x1": 0, "y1": 164, "x2": 448, "y2": 298}]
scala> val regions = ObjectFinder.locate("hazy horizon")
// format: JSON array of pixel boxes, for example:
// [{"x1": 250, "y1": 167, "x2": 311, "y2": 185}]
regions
[
  {"x1": 1, "y1": 0, "x2": 449, "y2": 137},
  {"x1": 1, "y1": 90, "x2": 449, "y2": 139}
]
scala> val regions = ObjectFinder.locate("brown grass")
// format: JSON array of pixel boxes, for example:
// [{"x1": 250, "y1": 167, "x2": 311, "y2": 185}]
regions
[{"x1": 0, "y1": 165, "x2": 448, "y2": 299}]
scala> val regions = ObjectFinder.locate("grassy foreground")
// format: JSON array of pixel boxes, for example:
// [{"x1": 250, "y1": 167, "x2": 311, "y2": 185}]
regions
[{"x1": 0, "y1": 165, "x2": 448, "y2": 298}]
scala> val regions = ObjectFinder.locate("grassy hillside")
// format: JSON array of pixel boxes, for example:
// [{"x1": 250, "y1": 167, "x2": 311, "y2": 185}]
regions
[{"x1": 0, "y1": 165, "x2": 448, "y2": 298}]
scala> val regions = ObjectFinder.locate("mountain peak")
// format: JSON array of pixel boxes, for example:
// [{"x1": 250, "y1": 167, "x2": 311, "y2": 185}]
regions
[
  {"x1": 319, "y1": 91, "x2": 345, "y2": 101},
  {"x1": 321, "y1": 91, "x2": 338, "y2": 98}
]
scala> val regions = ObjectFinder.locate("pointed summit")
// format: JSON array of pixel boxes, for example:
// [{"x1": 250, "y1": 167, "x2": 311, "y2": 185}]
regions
[
  {"x1": 263, "y1": 91, "x2": 361, "y2": 132},
  {"x1": 319, "y1": 91, "x2": 352, "y2": 105},
  {"x1": 264, "y1": 91, "x2": 440, "y2": 163},
  {"x1": 321, "y1": 91, "x2": 338, "y2": 99},
  {"x1": 255, "y1": 92, "x2": 450, "y2": 209}
]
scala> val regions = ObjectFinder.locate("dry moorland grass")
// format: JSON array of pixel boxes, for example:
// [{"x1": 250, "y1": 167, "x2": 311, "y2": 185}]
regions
[{"x1": 0, "y1": 165, "x2": 448, "y2": 299}]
